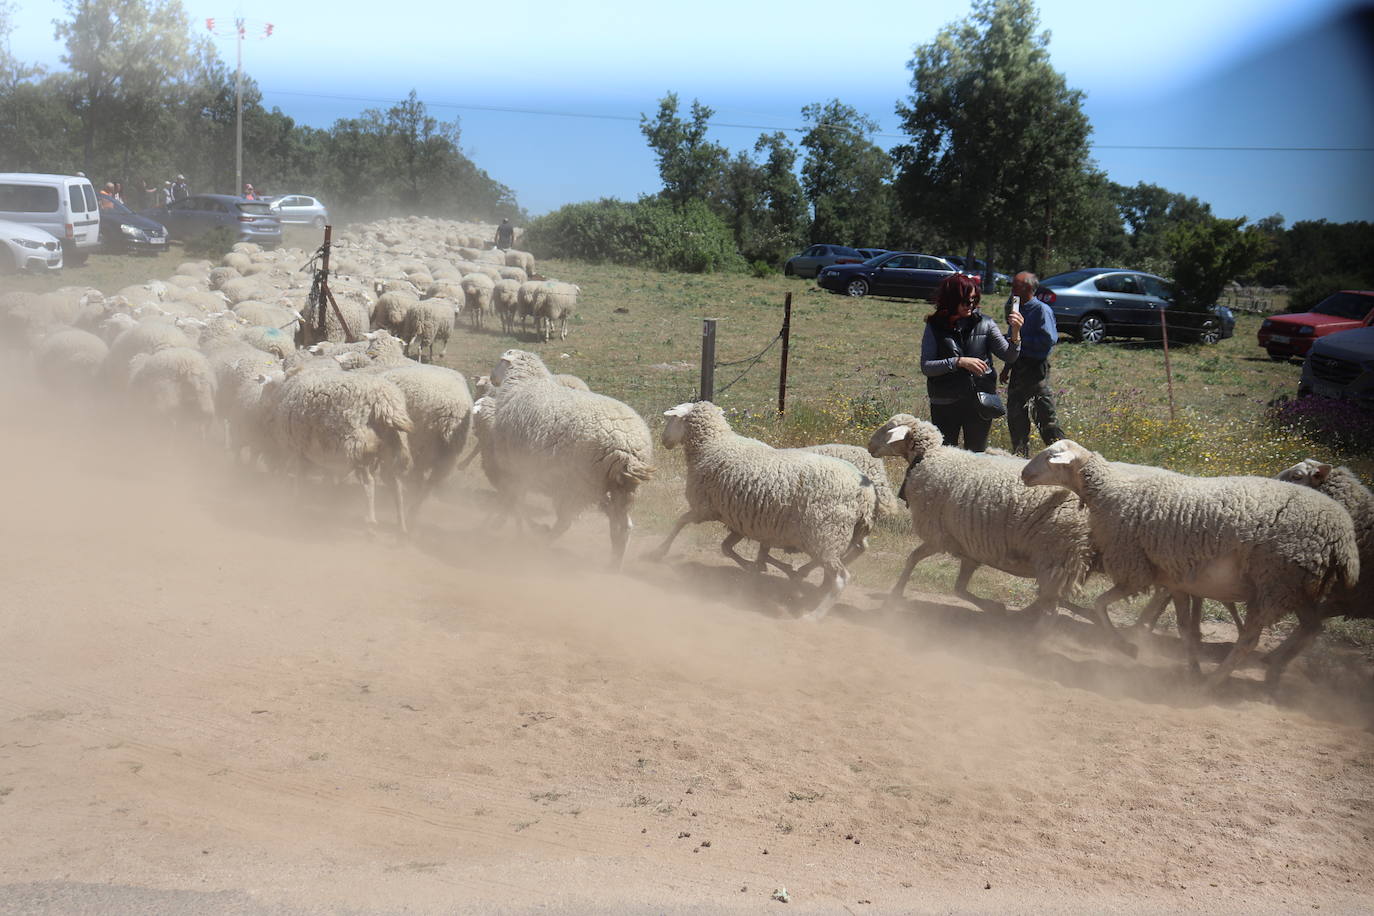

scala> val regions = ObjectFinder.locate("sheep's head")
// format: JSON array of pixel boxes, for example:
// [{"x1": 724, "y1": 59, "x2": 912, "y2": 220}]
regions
[
  {"x1": 1021, "y1": 439, "x2": 1092, "y2": 492},
  {"x1": 867, "y1": 414, "x2": 940, "y2": 460},
  {"x1": 661, "y1": 401, "x2": 723, "y2": 449},
  {"x1": 471, "y1": 374, "x2": 493, "y2": 397},
  {"x1": 491, "y1": 348, "x2": 546, "y2": 386},
  {"x1": 1277, "y1": 458, "x2": 1333, "y2": 489},
  {"x1": 335, "y1": 351, "x2": 370, "y2": 370}
]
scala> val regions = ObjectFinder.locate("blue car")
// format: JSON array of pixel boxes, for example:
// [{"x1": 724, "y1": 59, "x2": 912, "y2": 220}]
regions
[
  {"x1": 1039, "y1": 268, "x2": 1235, "y2": 345},
  {"x1": 98, "y1": 197, "x2": 168, "y2": 254},
  {"x1": 142, "y1": 193, "x2": 282, "y2": 247},
  {"x1": 817, "y1": 251, "x2": 961, "y2": 300}
]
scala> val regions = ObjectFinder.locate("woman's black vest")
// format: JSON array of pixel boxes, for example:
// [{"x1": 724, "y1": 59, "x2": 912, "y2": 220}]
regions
[{"x1": 927, "y1": 313, "x2": 999, "y2": 404}]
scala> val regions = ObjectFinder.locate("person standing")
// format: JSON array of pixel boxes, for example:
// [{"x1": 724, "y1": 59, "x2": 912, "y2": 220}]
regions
[
  {"x1": 243, "y1": 183, "x2": 256, "y2": 200},
  {"x1": 161, "y1": 181, "x2": 174, "y2": 207},
  {"x1": 920, "y1": 272, "x2": 1023, "y2": 452},
  {"x1": 172, "y1": 174, "x2": 189, "y2": 201},
  {"x1": 999, "y1": 271, "x2": 1067, "y2": 457},
  {"x1": 494, "y1": 218, "x2": 514, "y2": 249},
  {"x1": 142, "y1": 177, "x2": 157, "y2": 209}
]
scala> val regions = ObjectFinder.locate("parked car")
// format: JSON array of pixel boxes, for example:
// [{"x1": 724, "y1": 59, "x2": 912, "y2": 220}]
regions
[
  {"x1": 1299, "y1": 325, "x2": 1374, "y2": 409},
  {"x1": 266, "y1": 193, "x2": 329, "y2": 228},
  {"x1": 817, "y1": 251, "x2": 961, "y2": 300},
  {"x1": 142, "y1": 194, "x2": 282, "y2": 247},
  {"x1": 1257, "y1": 290, "x2": 1374, "y2": 361},
  {"x1": 944, "y1": 255, "x2": 1011, "y2": 286},
  {"x1": 856, "y1": 248, "x2": 889, "y2": 260},
  {"x1": 98, "y1": 197, "x2": 168, "y2": 253},
  {"x1": 1038, "y1": 268, "x2": 1235, "y2": 344},
  {"x1": 784, "y1": 244, "x2": 864, "y2": 278},
  {"x1": 0, "y1": 218, "x2": 63, "y2": 272},
  {"x1": 0, "y1": 172, "x2": 100, "y2": 262}
]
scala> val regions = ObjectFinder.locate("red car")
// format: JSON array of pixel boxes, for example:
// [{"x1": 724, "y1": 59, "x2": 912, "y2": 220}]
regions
[{"x1": 1258, "y1": 290, "x2": 1374, "y2": 360}]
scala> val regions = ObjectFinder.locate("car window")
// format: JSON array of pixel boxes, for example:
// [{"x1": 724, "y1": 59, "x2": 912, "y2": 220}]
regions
[
  {"x1": 169, "y1": 198, "x2": 195, "y2": 211},
  {"x1": 1043, "y1": 269, "x2": 1099, "y2": 288},
  {"x1": 1312, "y1": 292, "x2": 1374, "y2": 321},
  {"x1": 69, "y1": 185, "x2": 83, "y2": 212},
  {"x1": 885, "y1": 255, "x2": 917, "y2": 269},
  {"x1": 833, "y1": 246, "x2": 862, "y2": 257},
  {"x1": 82, "y1": 184, "x2": 97, "y2": 212},
  {"x1": 238, "y1": 202, "x2": 272, "y2": 216},
  {"x1": 917, "y1": 256, "x2": 948, "y2": 270},
  {"x1": 0, "y1": 183, "x2": 59, "y2": 213},
  {"x1": 1140, "y1": 276, "x2": 1175, "y2": 300},
  {"x1": 1094, "y1": 274, "x2": 1137, "y2": 294},
  {"x1": 282, "y1": 196, "x2": 303, "y2": 207}
]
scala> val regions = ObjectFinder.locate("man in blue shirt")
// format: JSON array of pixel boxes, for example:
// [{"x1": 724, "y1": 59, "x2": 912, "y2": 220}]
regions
[{"x1": 1001, "y1": 271, "x2": 1066, "y2": 456}]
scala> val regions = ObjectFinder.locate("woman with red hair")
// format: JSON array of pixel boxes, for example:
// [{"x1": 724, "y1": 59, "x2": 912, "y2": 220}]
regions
[{"x1": 919, "y1": 273, "x2": 1023, "y2": 451}]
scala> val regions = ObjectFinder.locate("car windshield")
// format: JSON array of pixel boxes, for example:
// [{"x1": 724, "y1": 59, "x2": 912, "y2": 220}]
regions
[
  {"x1": 106, "y1": 199, "x2": 133, "y2": 215},
  {"x1": 237, "y1": 201, "x2": 272, "y2": 215},
  {"x1": 831, "y1": 246, "x2": 862, "y2": 257},
  {"x1": 862, "y1": 254, "x2": 889, "y2": 266},
  {"x1": 1042, "y1": 269, "x2": 1103, "y2": 288},
  {"x1": 1311, "y1": 292, "x2": 1374, "y2": 321}
]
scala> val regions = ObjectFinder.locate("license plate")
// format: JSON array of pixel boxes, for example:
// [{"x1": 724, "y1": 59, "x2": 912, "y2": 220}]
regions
[
  {"x1": 1270, "y1": 334, "x2": 1291, "y2": 344},
  {"x1": 150, "y1": 237, "x2": 165, "y2": 244}
]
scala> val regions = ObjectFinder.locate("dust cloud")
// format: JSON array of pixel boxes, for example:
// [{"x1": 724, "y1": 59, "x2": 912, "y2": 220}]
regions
[{"x1": 1, "y1": 364, "x2": 1372, "y2": 915}]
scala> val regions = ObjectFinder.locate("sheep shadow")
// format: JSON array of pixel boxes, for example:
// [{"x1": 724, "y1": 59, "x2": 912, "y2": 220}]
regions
[{"x1": 621, "y1": 558, "x2": 820, "y2": 621}]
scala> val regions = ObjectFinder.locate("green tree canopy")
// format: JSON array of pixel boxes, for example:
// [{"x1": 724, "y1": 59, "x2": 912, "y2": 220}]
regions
[
  {"x1": 800, "y1": 99, "x2": 891, "y2": 246},
  {"x1": 640, "y1": 92, "x2": 728, "y2": 207},
  {"x1": 1167, "y1": 216, "x2": 1271, "y2": 312}
]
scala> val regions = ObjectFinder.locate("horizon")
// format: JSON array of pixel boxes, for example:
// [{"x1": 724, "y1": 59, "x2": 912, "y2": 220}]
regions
[{"x1": 6, "y1": 0, "x2": 1373, "y2": 225}]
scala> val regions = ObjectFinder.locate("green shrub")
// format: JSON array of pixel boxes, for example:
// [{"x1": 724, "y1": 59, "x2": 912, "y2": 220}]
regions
[
  {"x1": 1285, "y1": 273, "x2": 1374, "y2": 313},
  {"x1": 184, "y1": 226, "x2": 236, "y2": 259},
  {"x1": 523, "y1": 197, "x2": 746, "y2": 274},
  {"x1": 749, "y1": 260, "x2": 774, "y2": 279}
]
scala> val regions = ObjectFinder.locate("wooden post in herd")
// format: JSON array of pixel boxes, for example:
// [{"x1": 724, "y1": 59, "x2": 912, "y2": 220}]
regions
[
  {"x1": 1159, "y1": 307, "x2": 1176, "y2": 421},
  {"x1": 778, "y1": 293, "x2": 793, "y2": 415},
  {"x1": 699, "y1": 318, "x2": 717, "y2": 402},
  {"x1": 311, "y1": 224, "x2": 356, "y2": 344}
]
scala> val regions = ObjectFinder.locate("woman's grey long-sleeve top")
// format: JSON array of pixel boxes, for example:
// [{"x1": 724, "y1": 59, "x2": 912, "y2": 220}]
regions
[{"x1": 920, "y1": 311, "x2": 1020, "y2": 405}]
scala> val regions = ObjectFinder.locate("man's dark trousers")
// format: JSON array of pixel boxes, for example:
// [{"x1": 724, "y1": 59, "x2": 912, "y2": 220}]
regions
[{"x1": 1006, "y1": 357, "x2": 1065, "y2": 457}]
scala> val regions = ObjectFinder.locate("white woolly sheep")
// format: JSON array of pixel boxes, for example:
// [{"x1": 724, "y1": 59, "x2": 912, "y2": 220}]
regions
[
  {"x1": 127, "y1": 346, "x2": 217, "y2": 437},
  {"x1": 804, "y1": 443, "x2": 903, "y2": 523},
  {"x1": 1264, "y1": 459, "x2": 1374, "y2": 678},
  {"x1": 505, "y1": 249, "x2": 535, "y2": 276},
  {"x1": 399, "y1": 298, "x2": 455, "y2": 364},
  {"x1": 258, "y1": 367, "x2": 414, "y2": 532},
  {"x1": 371, "y1": 290, "x2": 417, "y2": 335},
  {"x1": 36, "y1": 327, "x2": 109, "y2": 393},
  {"x1": 537, "y1": 281, "x2": 578, "y2": 342},
  {"x1": 479, "y1": 349, "x2": 654, "y2": 567},
  {"x1": 380, "y1": 364, "x2": 472, "y2": 515},
  {"x1": 491, "y1": 279, "x2": 521, "y2": 335},
  {"x1": 208, "y1": 342, "x2": 281, "y2": 459},
  {"x1": 101, "y1": 320, "x2": 195, "y2": 387},
  {"x1": 461, "y1": 273, "x2": 495, "y2": 331},
  {"x1": 654, "y1": 401, "x2": 876, "y2": 620},
  {"x1": 1022, "y1": 439, "x2": 1360, "y2": 689},
  {"x1": 516, "y1": 280, "x2": 545, "y2": 331}
]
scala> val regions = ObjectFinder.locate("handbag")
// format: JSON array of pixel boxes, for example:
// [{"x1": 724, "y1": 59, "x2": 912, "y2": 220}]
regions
[{"x1": 973, "y1": 389, "x2": 1006, "y2": 420}]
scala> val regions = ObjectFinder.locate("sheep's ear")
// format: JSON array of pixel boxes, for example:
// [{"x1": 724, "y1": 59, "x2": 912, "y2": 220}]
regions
[
  {"x1": 1312, "y1": 462, "x2": 1332, "y2": 485},
  {"x1": 664, "y1": 403, "x2": 693, "y2": 418},
  {"x1": 885, "y1": 425, "x2": 909, "y2": 445},
  {"x1": 1048, "y1": 449, "x2": 1077, "y2": 465}
]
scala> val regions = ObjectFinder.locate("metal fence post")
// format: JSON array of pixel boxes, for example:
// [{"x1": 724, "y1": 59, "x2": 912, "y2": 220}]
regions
[
  {"x1": 700, "y1": 318, "x2": 717, "y2": 402},
  {"x1": 778, "y1": 293, "x2": 792, "y2": 415}
]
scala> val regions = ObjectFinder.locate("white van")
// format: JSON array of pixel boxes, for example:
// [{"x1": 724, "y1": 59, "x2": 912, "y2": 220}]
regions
[{"x1": 0, "y1": 173, "x2": 101, "y2": 261}]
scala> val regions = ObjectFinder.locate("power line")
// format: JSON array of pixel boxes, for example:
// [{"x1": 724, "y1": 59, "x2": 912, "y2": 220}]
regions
[{"x1": 261, "y1": 88, "x2": 1374, "y2": 152}]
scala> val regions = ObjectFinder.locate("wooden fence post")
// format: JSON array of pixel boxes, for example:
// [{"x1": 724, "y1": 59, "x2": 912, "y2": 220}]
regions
[
  {"x1": 700, "y1": 318, "x2": 717, "y2": 402},
  {"x1": 778, "y1": 293, "x2": 792, "y2": 415}
]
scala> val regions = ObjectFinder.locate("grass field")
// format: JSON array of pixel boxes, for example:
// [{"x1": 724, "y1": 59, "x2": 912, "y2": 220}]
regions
[{"x1": 8, "y1": 239, "x2": 1372, "y2": 652}]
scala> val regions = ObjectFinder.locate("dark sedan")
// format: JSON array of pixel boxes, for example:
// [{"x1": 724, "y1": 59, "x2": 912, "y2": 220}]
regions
[
  {"x1": 99, "y1": 198, "x2": 168, "y2": 253},
  {"x1": 142, "y1": 194, "x2": 282, "y2": 247},
  {"x1": 1039, "y1": 268, "x2": 1235, "y2": 344},
  {"x1": 817, "y1": 251, "x2": 960, "y2": 300}
]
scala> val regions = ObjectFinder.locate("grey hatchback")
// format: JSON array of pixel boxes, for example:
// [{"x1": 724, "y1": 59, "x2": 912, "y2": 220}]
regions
[
  {"x1": 784, "y1": 244, "x2": 864, "y2": 279},
  {"x1": 1039, "y1": 268, "x2": 1235, "y2": 344},
  {"x1": 142, "y1": 194, "x2": 282, "y2": 247}
]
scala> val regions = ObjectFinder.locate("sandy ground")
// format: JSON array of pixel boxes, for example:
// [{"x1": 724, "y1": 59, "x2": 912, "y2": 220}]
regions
[{"x1": 1, "y1": 372, "x2": 1372, "y2": 915}]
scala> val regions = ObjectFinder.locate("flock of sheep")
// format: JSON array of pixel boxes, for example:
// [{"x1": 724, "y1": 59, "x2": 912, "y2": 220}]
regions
[{"x1": 1, "y1": 215, "x2": 1370, "y2": 698}]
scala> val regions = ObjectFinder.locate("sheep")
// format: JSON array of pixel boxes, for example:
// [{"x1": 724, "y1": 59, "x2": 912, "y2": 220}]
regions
[
  {"x1": 492, "y1": 279, "x2": 521, "y2": 335},
  {"x1": 516, "y1": 280, "x2": 545, "y2": 331},
  {"x1": 804, "y1": 443, "x2": 903, "y2": 523},
  {"x1": 299, "y1": 294, "x2": 369, "y2": 346},
  {"x1": 653, "y1": 401, "x2": 876, "y2": 620},
  {"x1": 535, "y1": 281, "x2": 578, "y2": 342},
  {"x1": 497, "y1": 266, "x2": 527, "y2": 283},
  {"x1": 460, "y1": 273, "x2": 495, "y2": 330},
  {"x1": 241, "y1": 324, "x2": 297, "y2": 359},
  {"x1": 207, "y1": 266, "x2": 240, "y2": 290},
  {"x1": 369, "y1": 290, "x2": 417, "y2": 335},
  {"x1": 36, "y1": 327, "x2": 109, "y2": 393},
  {"x1": 127, "y1": 346, "x2": 217, "y2": 438},
  {"x1": 1263, "y1": 459, "x2": 1374, "y2": 679},
  {"x1": 101, "y1": 320, "x2": 195, "y2": 387},
  {"x1": 258, "y1": 367, "x2": 413, "y2": 532},
  {"x1": 233, "y1": 300, "x2": 300, "y2": 331},
  {"x1": 479, "y1": 348, "x2": 654, "y2": 568},
  {"x1": 379, "y1": 364, "x2": 472, "y2": 515},
  {"x1": 1021, "y1": 439, "x2": 1360, "y2": 689},
  {"x1": 399, "y1": 298, "x2": 455, "y2": 364},
  {"x1": 505, "y1": 249, "x2": 535, "y2": 276},
  {"x1": 208, "y1": 342, "x2": 281, "y2": 459}
]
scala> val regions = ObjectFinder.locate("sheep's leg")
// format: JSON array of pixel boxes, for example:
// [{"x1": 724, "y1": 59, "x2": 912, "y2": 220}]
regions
[
  {"x1": 1201, "y1": 605, "x2": 1267, "y2": 692},
  {"x1": 1224, "y1": 602, "x2": 1243, "y2": 631},
  {"x1": 358, "y1": 466, "x2": 378, "y2": 527},
  {"x1": 1083, "y1": 584, "x2": 1140, "y2": 658},
  {"x1": 953, "y1": 557, "x2": 1005, "y2": 616},
  {"x1": 391, "y1": 470, "x2": 408, "y2": 535},
  {"x1": 1127, "y1": 589, "x2": 1173, "y2": 634},
  {"x1": 605, "y1": 490, "x2": 633, "y2": 571},
  {"x1": 883, "y1": 542, "x2": 940, "y2": 610},
  {"x1": 720, "y1": 531, "x2": 754, "y2": 571},
  {"x1": 649, "y1": 511, "x2": 695, "y2": 560},
  {"x1": 802, "y1": 562, "x2": 848, "y2": 622},
  {"x1": 458, "y1": 444, "x2": 481, "y2": 470},
  {"x1": 1261, "y1": 615, "x2": 1323, "y2": 689}
]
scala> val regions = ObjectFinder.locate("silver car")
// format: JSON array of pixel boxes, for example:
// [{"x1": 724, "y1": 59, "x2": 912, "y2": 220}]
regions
[{"x1": 267, "y1": 193, "x2": 329, "y2": 228}]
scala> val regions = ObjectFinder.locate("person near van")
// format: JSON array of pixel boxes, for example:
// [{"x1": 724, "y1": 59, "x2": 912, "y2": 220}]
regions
[
  {"x1": 920, "y1": 272, "x2": 1023, "y2": 453},
  {"x1": 243, "y1": 183, "x2": 257, "y2": 200},
  {"x1": 172, "y1": 175, "x2": 189, "y2": 201},
  {"x1": 495, "y1": 218, "x2": 514, "y2": 249},
  {"x1": 142, "y1": 178, "x2": 157, "y2": 209},
  {"x1": 161, "y1": 181, "x2": 174, "y2": 207},
  {"x1": 98, "y1": 183, "x2": 117, "y2": 210},
  {"x1": 112, "y1": 181, "x2": 124, "y2": 203},
  {"x1": 999, "y1": 271, "x2": 1067, "y2": 457}
]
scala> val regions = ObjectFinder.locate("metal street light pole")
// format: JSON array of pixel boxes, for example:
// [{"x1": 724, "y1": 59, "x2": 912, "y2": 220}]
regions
[{"x1": 235, "y1": 18, "x2": 243, "y2": 197}]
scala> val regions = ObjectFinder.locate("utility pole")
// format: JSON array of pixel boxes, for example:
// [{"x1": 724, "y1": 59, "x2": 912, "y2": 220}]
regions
[{"x1": 206, "y1": 17, "x2": 273, "y2": 195}]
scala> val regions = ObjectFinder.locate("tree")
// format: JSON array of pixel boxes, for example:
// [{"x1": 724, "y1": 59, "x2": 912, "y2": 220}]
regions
[
  {"x1": 1115, "y1": 181, "x2": 1213, "y2": 273},
  {"x1": 1167, "y1": 216, "x2": 1271, "y2": 313},
  {"x1": 800, "y1": 99, "x2": 891, "y2": 246},
  {"x1": 640, "y1": 92, "x2": 728, "y2": 207},
  {"x1": 893, "y1": 0, "x2": 1092, "y2": 276},
  {"x1": 54, "y1": 0, "x2": 203, "y2": 174},
  {"x1": 752, "y1": 131, "x2": 807, "y2": 261}
]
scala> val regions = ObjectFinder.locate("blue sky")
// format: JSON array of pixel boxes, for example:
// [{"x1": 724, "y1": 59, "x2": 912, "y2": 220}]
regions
[{"x1": 8, "y1": 0, "x2": 1373, "y2": 224}]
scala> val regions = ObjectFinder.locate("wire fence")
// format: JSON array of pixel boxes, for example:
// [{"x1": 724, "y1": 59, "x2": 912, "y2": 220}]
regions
[{"x1": 711, "y1": 327, "x2": 784, "y2": 397}]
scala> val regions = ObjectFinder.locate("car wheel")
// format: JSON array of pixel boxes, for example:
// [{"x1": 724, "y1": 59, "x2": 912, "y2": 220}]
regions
[
  {"x1": 313, "y1": 216, "x2": 326, "y2": 229},
  {"x1": 846, "y1": 278, "x2": 869, "y2": 297},
  {"x1": 1196, "y1": 318, "x2": 1221, "y2": 345},
  {"x1": 784, "y1": 262, "x2": 794, "y2": 277},
  {"x1": 1267, "y1": 349, "x2": 1288, "y2": 362},
  {"x1": 1077, "y1": 313, "x2": 1107, "y2": 344}
]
